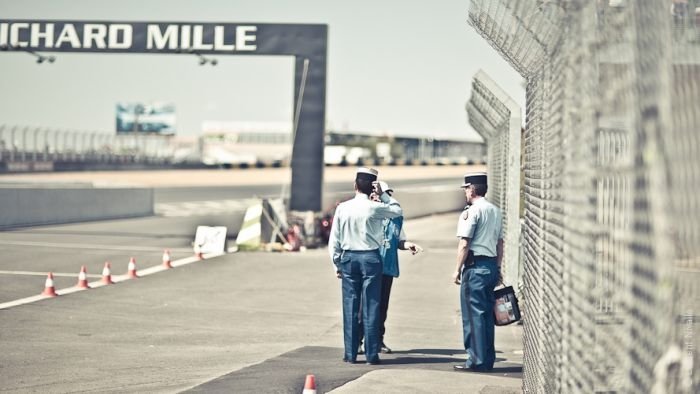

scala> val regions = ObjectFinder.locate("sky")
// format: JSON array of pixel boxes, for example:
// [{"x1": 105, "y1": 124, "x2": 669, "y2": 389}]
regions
[{"x1": 0, "y1": 0, "x2": 525, "y2": 142}]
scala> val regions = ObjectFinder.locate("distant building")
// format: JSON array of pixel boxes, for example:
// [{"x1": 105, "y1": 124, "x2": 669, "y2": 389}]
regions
[{"x1": 188, "y1": 121, "x2": 486, "y2": 166}]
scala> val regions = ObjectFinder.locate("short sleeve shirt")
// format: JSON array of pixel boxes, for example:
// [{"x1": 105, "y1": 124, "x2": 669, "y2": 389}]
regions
[
  {"x1": 456, "y1": 198, "x2": 503, "y2": 257},
  {"x1": 328, "y1": 193, "x2": 403, "y2": 267}
]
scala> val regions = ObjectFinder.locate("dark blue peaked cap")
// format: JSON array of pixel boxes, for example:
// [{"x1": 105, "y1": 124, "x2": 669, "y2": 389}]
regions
[
  {"x1": 461, "y1": 172, "x2": 487, "y2": 187},
  {"x1": 356, "y1": 167, "x2": 378, "y2": 181}
]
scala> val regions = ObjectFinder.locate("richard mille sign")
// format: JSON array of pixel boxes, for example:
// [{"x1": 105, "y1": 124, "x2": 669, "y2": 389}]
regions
[
  {"x1": 0, "y1": 19, "x2": 328, "y2": 213},
  {"x1": 0, "y1": 22, "x2": 258, "y2": 52}
]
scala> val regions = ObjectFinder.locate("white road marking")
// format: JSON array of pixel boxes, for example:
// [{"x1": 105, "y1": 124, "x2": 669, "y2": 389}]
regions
[
  {"x1": 0, "y1": 270, "x2": 101, "y2": 278},
  {"x1": 0, "y1": 240, "x2": 192, "y2": 253},
  {"x1": 155, "y1": 198, "x2": 256, "y2": 217},
  {"x1": 0, "y1": 251, "x2": 229, "y2": 310}
]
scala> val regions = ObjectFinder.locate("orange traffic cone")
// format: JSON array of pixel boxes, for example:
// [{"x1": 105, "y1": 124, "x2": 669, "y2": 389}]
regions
[
  {"x1": 302, "y1": 374, "x2": 317, "y2": 394},
  {"x1": 127, "y1": 257, "x2": 139, "y2": 278},
  {"x1": 76, "y1": 265, "x2": 90, "y2": 289},
  {"x1": 41, "y1": 272, "x2": 58, "y2": 297},
  {"x1": 162, "y1": 249, "x2": 172, "y2": 268},
  {"x1": 101, "y1": 262, "x2": 114, "y2": 284},
  {"x1": 194, "y1": 244, "x2": 204, "y2": 260}
]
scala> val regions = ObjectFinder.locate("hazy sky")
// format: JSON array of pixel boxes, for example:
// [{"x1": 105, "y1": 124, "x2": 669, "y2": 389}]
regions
[{"x1": 0, "y1": 0, "x2": 524, "y2": 141}]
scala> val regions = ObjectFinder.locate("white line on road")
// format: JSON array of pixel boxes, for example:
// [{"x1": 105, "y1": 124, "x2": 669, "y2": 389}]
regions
[
  {"x1": 0, "y1": 251, "x2": 228, "y2": 310},
  {"x1": 0, "y1": 240, "x2": 192, "y2": 253},
  {"x1": 0, "y1": 270, "x2": 101, "y2": 278}
]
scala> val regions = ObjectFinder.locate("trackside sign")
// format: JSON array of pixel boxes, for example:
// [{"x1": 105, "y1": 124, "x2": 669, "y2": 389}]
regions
[
  {"x1": 0, "y1": 21, "x2": 326, "y2": 57},
  {"x1": 0, "y1": 19, "x2": 328, "y2": 213},
  {"x1": 0, "y1": 22, "x2": 259, "y2": 52}
]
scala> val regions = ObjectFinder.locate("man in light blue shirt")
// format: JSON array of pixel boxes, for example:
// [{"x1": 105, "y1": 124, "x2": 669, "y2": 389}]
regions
[
  {"x1": 328, "y1": 167, "x2": 403, "y2": 365},
  {"x1": 357, "y1": 181, "x2": 421, "y2": 355},
  {"x1": 452, "y1": 172, "x2": 504, "y2": 372}
]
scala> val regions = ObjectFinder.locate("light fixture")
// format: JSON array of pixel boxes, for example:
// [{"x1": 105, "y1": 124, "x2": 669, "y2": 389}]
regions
[
  {"x1": 0, "y1": 43, "x2": 56, "y2": 64},
  {"x1": 176, "y1": 48, "x2": 218, "y2": 66}
]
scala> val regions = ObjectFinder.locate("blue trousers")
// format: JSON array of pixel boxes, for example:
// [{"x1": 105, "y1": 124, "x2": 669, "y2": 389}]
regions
[
  {"x1": 340, "y1": 250, "x2": 382, "y2": 363},
  {"x1": 357, "y1": 274, "x2": 394, "y2": 346},
  {"x1": 460, "y1": 257, "x2": 499, "y2": 370}
]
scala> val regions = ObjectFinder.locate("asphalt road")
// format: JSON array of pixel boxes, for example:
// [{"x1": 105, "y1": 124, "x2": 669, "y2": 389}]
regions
[
  {"x1": 0, "y1": 212, "x2": 524, "y2": 393},
  {"x1": 0, "y1": 175, "x2": 461, "y2": 305}
]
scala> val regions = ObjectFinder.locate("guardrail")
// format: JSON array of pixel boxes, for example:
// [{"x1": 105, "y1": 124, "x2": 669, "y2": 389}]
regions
[
  {"x1": 0, "y1": 126, "x2": 174, "y2": 172},
  {"x1": 0, "y1": 125, "x2": 487, "y2": 172}
]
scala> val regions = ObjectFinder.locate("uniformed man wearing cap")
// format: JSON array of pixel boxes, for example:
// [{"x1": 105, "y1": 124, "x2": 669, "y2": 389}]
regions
[
  {"x1": 328, "y1": 167, "x2": 403, "y2": 365},
  {"x1": 357, "y1": 181, "x2": 422, "y2": 355},
  {"x1": 452, "y1": 172, "x2": 503, "y2": 372}
]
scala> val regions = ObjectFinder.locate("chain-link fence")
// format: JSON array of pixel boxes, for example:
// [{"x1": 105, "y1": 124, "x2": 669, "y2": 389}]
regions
[
  {"x1": 468, "y1": 1, "x2": 699, "y2": 392},
  {"x1": 466, "y1": 70, "x2": 523, "y2": 290}
]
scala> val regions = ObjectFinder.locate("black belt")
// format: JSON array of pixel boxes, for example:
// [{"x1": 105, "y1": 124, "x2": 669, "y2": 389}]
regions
[{"x1": 343, "y1": 249, "x2": 379, "y2": 253}]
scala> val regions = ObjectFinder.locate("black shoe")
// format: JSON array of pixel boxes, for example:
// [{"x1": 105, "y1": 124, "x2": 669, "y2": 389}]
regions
[
  {"x1": 358, "y1": 343, "x2": 365, "y2": 355},
  {"x1": 380, "y1": 343, "x2": 392, "y2": 354},
  {"x1": 453, "y1": 364, "x2": 492, "y2": 372},
  {"x1": 366, "y1": 358, "x2": 381, "y2": 365},
  {"x1": 342, "y1": 357, "x2": 356, "y2": 364}
]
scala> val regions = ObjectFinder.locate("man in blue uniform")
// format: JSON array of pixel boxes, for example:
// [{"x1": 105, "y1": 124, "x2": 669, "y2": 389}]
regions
[
  {"x1": 358, "y1": 181, "x2": 421, "y2": 355},
  {"x1": 328, "y1": 167, "x2": 403, "y2": 365},
  {"x1": 452, "y1": 172, "x2": 503, "y2": 372}
]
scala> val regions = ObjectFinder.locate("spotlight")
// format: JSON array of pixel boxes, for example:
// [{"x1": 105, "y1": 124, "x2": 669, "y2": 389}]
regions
[{"x1": 2, "y1": 44, "x2": 56, "y2": 64}]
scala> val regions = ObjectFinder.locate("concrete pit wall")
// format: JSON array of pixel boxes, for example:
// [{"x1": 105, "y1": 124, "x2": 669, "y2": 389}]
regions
[{"x1": 0, "y1": 184, "x2": 153, "y2": 229}]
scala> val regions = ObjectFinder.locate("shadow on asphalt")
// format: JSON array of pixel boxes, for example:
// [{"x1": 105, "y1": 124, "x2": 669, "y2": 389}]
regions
[
  {"x1": 184, "y1": 345, "x2": 478, "y2": 393},
  {"x1": 391, "y1": 348, "x2": 463, "y2": 356},
  {"x1": 184, "y1": 345, "x2": 522, "y2": 393}
]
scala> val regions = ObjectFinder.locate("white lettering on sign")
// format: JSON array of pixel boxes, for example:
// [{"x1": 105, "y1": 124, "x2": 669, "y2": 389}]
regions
[
  {"x1": 145, "y1": 24, "x2": 257, "y2": 52},
  {"x1": 0, "y1": 23, "x2": 7, "y2": 46},
  {"x1": 55, "y1": 24, "x2": 81, "y2": 48},
  {"x1": 147, "y1": 24, "x2": 178, "y2": 49},
  {"x1": 30, "y1": 23, "x2": 54, "y2": 48},
  {"x1": 108, "y1": 24, "x2": 132, "y2": 49},
  {"x1": 213, "y1": 26, "x2": 234, "y2": 50},
  {"x1": 0, "y1": 22, "x2": 259, "y2": 52},
  {"x1": 236, "y1": 26, "x2": 257, "y2": 51},
  {"x1": 180, "y1": 25, "x2": 191, "y2": 50},
  {"x1": 83, "y1": 24, "x2": 107, "y2": 49},
  {"x1": 10, "y1": 22, "x2": 29, "y2": 47},
  {"x1": 192, "y1": 25, "x2": 213, "y2": 50}
]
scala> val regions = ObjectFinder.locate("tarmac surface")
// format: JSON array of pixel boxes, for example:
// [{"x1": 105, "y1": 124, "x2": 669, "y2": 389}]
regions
[
  {"x1": 0, "y1": 165, "x2": 482, "y2": 187},
  {"x1": 0, "y1": 211, "x2": 523, "y2": 393}
]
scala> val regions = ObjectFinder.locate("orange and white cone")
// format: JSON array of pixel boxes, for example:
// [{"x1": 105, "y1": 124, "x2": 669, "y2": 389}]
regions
[
  {"x1": 302, "y1": 374, "x2": 317, "y2": 394},
  {"x1": 41, "y1": 272, "x2": 58, "y2": 297},
  {"x1": 162, "y1": 249, "x2": 172, "y2": 269},
  {"x1": 127, "y1": 257, "x2": 139, "y2": 279},
  {"x1": 76, "y1": 265, "x2": 90, "y2": 289},
  {"x1": 101, "y1": 262, "x2": 114, "y2": 284},
  {"x1": 194, "y1": 244, "x2": 204, "y2": 260}
]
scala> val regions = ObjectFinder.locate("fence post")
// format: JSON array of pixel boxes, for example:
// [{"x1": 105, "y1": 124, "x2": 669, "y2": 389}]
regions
[{"x1": 0, "y1": 124, "x2": 5, "y2": 162}]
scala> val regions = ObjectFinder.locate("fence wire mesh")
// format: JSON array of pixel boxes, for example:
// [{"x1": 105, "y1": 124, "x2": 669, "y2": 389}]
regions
[
  {"x1": 467, "y1": 70, "x2": 523, "y2": 290},
  {"x1": 468, "y1": 0, "x2": 699, "y2": 392}
]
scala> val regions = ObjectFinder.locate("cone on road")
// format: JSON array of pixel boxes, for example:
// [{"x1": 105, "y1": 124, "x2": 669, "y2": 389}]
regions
[
  {"x1": 127, "y1": 257, "x2": 139, "y2": 278},
  {"x1": 41, "y1": 272, "x2": 58, "y2": 297},
  {"x1": 101, "y1": 262, "x2": 114, "y2": 284},
  {"x1": 162, "y1": 249, "x2": 172, "y2": 268},
  {"x1": 302, "y1": 374, "x2": 317, "y2": 394},
  {"x1": 76, "y1": 265, "x2": 90, "y2": 289},
  {"x1": 194, "y1": 244, "x2": 204, "y2": 260}
]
